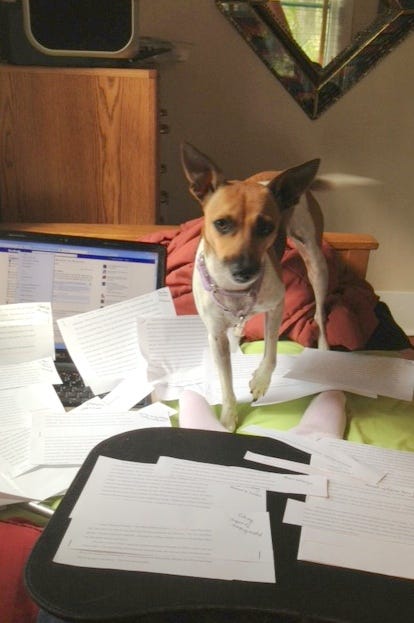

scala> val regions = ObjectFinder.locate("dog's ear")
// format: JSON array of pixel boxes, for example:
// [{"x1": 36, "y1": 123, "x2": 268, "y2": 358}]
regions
[
  {"x1": 181, "y1": 142, "x2": 225, "y2": 204},
  {"x1": 268, "y1": 158, "x2": 320, "y2": 210}
]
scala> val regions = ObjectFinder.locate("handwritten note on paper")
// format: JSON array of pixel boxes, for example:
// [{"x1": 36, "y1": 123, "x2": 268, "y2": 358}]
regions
[{"x1": 57, "y1": 288, "x2": 176, "y2": 395}]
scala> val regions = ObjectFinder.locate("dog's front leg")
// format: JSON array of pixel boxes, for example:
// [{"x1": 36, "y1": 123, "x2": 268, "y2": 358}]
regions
[
  {"x1": 209, "y1": 331, "x2": 238, "y2": 432},
  {"x1": 250, "y1": 302, "x2": 283, "y2": 401}
]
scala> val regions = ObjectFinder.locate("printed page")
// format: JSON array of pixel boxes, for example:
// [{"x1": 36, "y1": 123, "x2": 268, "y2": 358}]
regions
[
  {"x1": 0, "y1": 302, "x2": 55, "y2": 363},
  {"x1": 284, "y1": 477, "x2": 414, "y2": 580},
  {"x1": 30, "y1": 405, "x2": 173, "y2": 466},
  {"x1": 205, "y1": 351, "x2": 333, "y2": 405},
  {"x1": 0, "y1": 427, "x2": 32, "y2": 478},
  {"x1": 137, "y1": 314, "x2": 208, "y2": 381},
  {"x1": 283, "y1": 441, "x2": 414, "y2": 579},
  {"x1": 0, "y1": 384, "x2": 66, "y2": 477},
  {"x1": 55, "y1": 509, "x2": 275, "y2": 582},
  {"x1": 156, "y1": 456, "x2": 328, "y2": 497},
  {"x1": 243, "y1": 427, "x2": 385, "y2": 484},
  {"x1": 0, "y1": 357, "x2": 61, "y2": 391},
  {"x1": 283, "y1": 348, "x2": 414, "y2": 401},
  {"x1": 69, "y1": 456, "x2": 266, "y2": 519},
  {"x1": 0, "y1": 383, "x2": 64, "y2": 431},
  {"x1": 57, "y1": 288, "x2": 175, "y2": 394}
]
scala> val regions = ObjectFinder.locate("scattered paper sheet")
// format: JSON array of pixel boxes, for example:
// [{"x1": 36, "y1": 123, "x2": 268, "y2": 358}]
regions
[
  {"x1": 57, "y1": 288, "x2": 176, "y2": 395},
  {"x1": 156, "y1": 456, "x2": 328, "y2": 497},
  {"x1": 0, "y1": 302, "x2": 55, "y2": 363},
  {"x1": 137, "y1": 314, "x2": 208, "y2": 381},
  {"x1": 99, "y1": 372, "x2": 154, "y2": 412},
  {"x1": 283, "y1": 348, "x2": 414, "y2": 401},
  {"x1": 0, "y1": 383, "x2": 64, "y2": 431},
  {"x1": 0, "y1": 383, "x2": 66, "y2": 478},
  {"x1": 12, "y1": 466, "x2": 79, "y2": 505},
  {"x1": 0, "y1": 471, "x2": 32, "y2": 505},
  {"x1": 0, "y1": 357, "x2": 61, "y2": 391},
  {"x1": 30, "y1": 403, "x2": 173, "y2": 466},
  {"x1": 205, "y1": 351, "x2": 333, "y2": 405},
  {"x1": 0, "y1": 427, "x2": 32, "y2": 478},
  {"x1": 244, "y1": 427, "x2": 386, "y2": 484}
]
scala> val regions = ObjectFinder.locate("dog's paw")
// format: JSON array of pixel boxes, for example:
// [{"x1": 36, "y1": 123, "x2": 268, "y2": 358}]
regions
[
  {"x1": 220, "y1": 402, "x2": 238, "y2": 432},
  {"x1": 249, "y1": 364, "x2": 272, "y2": 401}
]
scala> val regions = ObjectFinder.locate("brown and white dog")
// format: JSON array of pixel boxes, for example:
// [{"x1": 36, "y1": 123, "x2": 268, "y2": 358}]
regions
[{"x1": 181, "y1": 142, "x2": 356, "y2": 431}]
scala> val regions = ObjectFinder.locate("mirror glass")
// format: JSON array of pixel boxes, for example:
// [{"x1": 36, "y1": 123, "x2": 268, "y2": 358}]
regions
[{"x1": 216, "y1": 1, "x2": 414, "y2": 118}]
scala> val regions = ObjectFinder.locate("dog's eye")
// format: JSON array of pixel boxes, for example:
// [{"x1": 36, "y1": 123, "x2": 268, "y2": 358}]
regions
[
  {"x1": 255, "y1": 218, "x2": 275, "y2": 237},
  {"x1": 214, "y1": 218, "x2": 234, "y2": 234}
]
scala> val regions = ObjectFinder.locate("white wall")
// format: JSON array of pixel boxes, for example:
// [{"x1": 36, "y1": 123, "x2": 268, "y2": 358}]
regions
[{"x1": 140, "y1": 1, "x2": 414, "y2": 304}]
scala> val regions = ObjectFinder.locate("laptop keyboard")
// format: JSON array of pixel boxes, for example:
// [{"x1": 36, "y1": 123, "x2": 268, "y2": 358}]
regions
[
  {"x1": 54, "y1": 362, "x2": 152, "y2": 409},
  {"x1": 54, "y1": 363, "x2": 95, "y2": 408}
]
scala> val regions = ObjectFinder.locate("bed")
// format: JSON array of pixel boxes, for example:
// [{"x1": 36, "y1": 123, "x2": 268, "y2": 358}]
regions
[
  {"x1": 0, "y1": 219, "x2": 412, "y2": 457},
  {"x1": 0, "y1": 221, "x2": 412, "y2": 623}
]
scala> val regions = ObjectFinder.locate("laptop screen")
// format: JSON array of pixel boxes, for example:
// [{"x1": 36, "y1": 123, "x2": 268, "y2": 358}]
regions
[{"x1": 0, "y1": 230, "x2": 166, "y2": 351}]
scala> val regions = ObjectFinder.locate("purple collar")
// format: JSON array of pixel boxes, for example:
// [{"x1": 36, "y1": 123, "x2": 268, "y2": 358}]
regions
[{"x1": 196, "y1": 253, "x2": 263, "y2": 324}]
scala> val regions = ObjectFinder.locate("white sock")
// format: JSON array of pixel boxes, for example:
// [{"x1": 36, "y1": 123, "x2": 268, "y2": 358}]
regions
[
  {"x1": 179, "y1": 389, "x2": 230, "y2": 433},
  {"x1": 291, "y1": 390, "x2": 347, "y2": 439}
]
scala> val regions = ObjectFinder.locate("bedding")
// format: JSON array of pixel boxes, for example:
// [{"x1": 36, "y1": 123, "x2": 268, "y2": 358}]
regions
[{"x1": 140, "y1": 217, "x2": 410, "y2": 351}]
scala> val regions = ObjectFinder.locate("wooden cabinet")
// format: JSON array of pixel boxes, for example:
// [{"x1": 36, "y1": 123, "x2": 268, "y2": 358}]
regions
[{"x1": 0, "y1": 65, "x2": 158, "y2": 224}]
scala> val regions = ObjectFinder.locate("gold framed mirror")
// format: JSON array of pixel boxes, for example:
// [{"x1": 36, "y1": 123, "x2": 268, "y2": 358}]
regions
[{"x1": 216, "y1": 1, "x2": 414, "y2": 119}]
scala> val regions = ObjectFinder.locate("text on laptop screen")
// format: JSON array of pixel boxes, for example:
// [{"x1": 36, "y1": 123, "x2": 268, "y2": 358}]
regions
[{"x1": 0, "y1": 233, "x2": 165, "y2": 349}]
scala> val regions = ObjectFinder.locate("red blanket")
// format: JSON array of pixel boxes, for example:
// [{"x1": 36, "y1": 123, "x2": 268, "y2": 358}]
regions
[{"x1": 140, "y1": 218, "x2": 379, "y2": 350}]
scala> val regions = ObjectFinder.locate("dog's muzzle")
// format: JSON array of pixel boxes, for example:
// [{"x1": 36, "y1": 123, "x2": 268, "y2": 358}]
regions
[{"x1": 229, "y1": 257, "x2": 261, "y2": 284}]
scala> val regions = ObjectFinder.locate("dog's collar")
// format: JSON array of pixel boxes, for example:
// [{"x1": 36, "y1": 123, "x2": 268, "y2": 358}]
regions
[{"x1": 197, "y1": 253, "x2": 263, "y2": 330}]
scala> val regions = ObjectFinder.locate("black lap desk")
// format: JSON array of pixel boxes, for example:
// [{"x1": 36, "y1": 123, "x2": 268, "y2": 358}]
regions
[{"x1": 25, "y1": 428, "x2": 413, "y2": 623}]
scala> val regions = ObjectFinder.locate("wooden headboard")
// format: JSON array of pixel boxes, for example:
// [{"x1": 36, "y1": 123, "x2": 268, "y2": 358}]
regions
[{"x1": 0, "y1": 223, "x2": 379, "y2": 280}]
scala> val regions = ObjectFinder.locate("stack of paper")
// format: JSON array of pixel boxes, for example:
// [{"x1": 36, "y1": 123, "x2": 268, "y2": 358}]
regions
[{"x1": 53, "y1": 453, "x2": 329, "y2": 582}]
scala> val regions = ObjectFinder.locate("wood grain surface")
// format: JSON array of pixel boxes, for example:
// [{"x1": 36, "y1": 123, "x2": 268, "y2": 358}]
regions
[{"x1": 0, "y1": 65, "x2": 158, "y2": 224}]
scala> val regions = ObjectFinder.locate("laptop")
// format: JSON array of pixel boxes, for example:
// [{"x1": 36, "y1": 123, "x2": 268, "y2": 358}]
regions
[{"x1": 0, "y1": 230, "x2": 166, "y2": 406}]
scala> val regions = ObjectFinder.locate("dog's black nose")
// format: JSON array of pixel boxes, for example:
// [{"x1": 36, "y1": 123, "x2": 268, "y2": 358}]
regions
[{"x1": 230, "y1": 259, "x2": 260, "y2": 283}]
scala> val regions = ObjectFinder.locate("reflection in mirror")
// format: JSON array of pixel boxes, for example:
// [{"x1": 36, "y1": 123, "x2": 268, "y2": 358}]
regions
[
  {"x1": 269, "y1": 0, "x2": 388, "y2": 67},
  {"x1": 216, "y1": 1, "x2": 414, "y2": 119}
]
